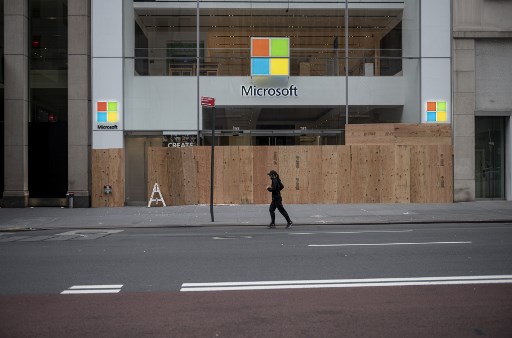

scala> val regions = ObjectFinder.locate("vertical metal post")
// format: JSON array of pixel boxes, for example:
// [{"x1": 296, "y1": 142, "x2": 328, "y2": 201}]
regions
[
  {"x1": 210, "y1": 107, "x2": 215, "y2": 222},
  {"x1": 345, "y1": 0, "x2": 349, "y2": 125},
  {"x1": 196, "y1": 0, "x2": 200, "y2": 141}
]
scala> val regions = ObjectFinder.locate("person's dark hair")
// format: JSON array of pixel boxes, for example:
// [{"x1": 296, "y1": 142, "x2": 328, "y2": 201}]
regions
[{"x1": 267, "y1": 170, "x2": 278, "y2": 178}]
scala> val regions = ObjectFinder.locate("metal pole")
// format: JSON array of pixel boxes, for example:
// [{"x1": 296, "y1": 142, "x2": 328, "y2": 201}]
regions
[
  {"x1": 196, "y1": 0, "x2": 200, "y2": 141},
  {"x1": 345, "y1": 0, "x2": 349, "y2": 125},
  {"x1": 210, "y1": 107, "x2": 215, "y2": 222}
]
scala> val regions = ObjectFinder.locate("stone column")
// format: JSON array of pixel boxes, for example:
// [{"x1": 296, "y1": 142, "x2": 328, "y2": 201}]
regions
[
  {"x1": 453, "y1": 38, "x2": 476, "y2": 202},
  {"x1": 68, "y1": 0, "x2": 91, "y2": 207},
  {"x1": 3, "y1": 0, "x2": 29, "y2": 207}
]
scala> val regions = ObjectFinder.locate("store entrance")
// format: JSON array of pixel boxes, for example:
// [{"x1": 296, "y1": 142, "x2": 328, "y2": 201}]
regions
[{"x1": 475, "y1": 116, "x2": 506, "y2": 199}]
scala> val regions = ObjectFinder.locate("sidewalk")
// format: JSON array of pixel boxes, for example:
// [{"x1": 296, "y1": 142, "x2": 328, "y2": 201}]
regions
[{"x1": 1, "y1": 201, "x2": 511, "y2": 231}]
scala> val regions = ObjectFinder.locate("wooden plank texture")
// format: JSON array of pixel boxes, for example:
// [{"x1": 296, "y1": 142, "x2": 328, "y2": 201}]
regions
[
  {"x1": 92, "y1": 148, "x2": 125, "y2": 207},
  {"x1": 337, "y1": 146, "x2": 351, "y2": 204},
  {"x1": 143, "y1": 143, "x2": 453, "y2": 207}
]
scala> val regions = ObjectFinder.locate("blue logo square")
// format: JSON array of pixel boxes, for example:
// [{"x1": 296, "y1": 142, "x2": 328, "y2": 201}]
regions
[
  {"x1": 97, "y1": 112, "x2": 107, "y2": 123},
  {"x1": 426, "y1": 111, "x2": 437, "y2": 122},
  {"x1": 252, "y1": 58, "x2": 270, "y2": 76}
]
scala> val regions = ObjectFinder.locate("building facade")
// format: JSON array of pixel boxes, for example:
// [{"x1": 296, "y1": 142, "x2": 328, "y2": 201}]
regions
[{"x1": 1, "y1": 0, "x2": 511, "y2": 207}]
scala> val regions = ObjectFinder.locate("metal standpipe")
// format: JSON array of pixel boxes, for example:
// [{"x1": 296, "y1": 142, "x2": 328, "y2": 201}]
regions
[{"x1": 66, "y1": 192, "x2": 74, "y2": 208}]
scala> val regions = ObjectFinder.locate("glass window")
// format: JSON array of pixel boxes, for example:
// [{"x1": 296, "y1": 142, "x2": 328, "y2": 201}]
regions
[
  {"x1": 132, "y1": 1, "x2": 414, "y2": 77},
  {"x1": 28, "y1": 0, "x2": 68, "y2": 198},
  {"x1": 29, "y1": 0, "x2": 68, "y2": 123}
]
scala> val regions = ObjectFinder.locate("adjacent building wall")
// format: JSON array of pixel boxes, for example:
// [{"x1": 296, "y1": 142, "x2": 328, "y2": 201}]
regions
[
  {"x1": 3, "y1": 0, "x2": 29, "y2": 207},
  {"x1": 452, "y1": 0, "x2": 512, "y2": 201},
  {"x1": 68, "y1": 0, "x2": 92, "y2": 207}
]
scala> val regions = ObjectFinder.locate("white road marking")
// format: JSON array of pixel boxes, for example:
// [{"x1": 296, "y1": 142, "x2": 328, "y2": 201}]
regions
[
  {"x1": 57, "y1": 230, "x2": 124, "y2": 236},
  {"x1": 180, "y1": 275, "x2": 512, "y2": 292},
  {"x1": 325, "y1": 230, "x2": 413, "y2": 234},
  {"x1": 69, "y1": 285, "x2": 123, "y2": 289},
  {"x1": 308, "y1": 241, "x2": 471, "y2": 247},
  {"x1": 61, "y1": 284, "x2": 123, "y2": 294},
  {"x1": 289, "y1": 230, "x2": 413, "y2": 235}
]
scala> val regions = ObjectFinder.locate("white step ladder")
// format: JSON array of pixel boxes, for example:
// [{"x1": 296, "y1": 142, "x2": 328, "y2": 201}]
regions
[{"x1": 147, "y1": 183, "x2": 167, "y2": 207}]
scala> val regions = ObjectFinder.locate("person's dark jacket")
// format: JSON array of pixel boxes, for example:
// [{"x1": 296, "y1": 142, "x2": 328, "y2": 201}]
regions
[{"x1": 267, "y1": 177, "x2": 283, "y2": 200}]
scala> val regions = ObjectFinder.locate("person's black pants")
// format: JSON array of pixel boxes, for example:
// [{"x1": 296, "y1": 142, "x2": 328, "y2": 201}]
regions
[{"x1": 269, "y1": 198, "x2": 291, "y2": 224}]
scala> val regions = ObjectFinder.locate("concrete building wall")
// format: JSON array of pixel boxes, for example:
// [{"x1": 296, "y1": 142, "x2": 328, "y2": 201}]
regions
[
  {"x1": 3, "y1": 0, "x2": 29, "y2": 207},
  {"x1": 68, "y1": 0, "x2": 92, "y2": 207}
]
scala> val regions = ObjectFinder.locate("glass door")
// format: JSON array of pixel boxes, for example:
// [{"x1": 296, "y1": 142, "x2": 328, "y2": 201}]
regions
[{"x1": 475, "y1": 117, "x2": 506, "y2": 199}]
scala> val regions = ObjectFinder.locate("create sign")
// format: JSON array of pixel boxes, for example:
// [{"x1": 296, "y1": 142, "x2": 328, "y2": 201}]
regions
[{"x1": 201, "y1": 96, "x2": 215, "y2": 107}]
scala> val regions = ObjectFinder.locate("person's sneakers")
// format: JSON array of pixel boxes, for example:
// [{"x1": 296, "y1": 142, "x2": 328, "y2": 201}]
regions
[
  {"x1": 286, "y1": 221, "x2": 293, "y2": 229},
  {"x1": 267, "y1": 223, "x2": 276, "y2": 229}
]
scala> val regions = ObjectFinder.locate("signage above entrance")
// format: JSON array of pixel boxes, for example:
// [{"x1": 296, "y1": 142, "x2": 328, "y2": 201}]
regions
[{"x1": 251, "y1": 37, "x2": 290, "y2": 77}]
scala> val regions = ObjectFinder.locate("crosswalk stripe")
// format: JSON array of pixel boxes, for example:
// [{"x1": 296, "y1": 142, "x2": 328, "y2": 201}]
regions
[
  {"x1": 61, "y1": 284, "x2": 123, "y2": 294},
  {"x1": 69, "y1": 285, "x2": 123, "y2": 289}
]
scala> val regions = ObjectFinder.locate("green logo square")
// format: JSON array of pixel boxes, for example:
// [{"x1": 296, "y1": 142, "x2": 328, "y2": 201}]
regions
[
  {"x1": 271, "y1": 38, "x2": 289, "y2": 57},
  {"x1": 437, "y1": 101, "x2": 446, "y2": 111},
  {"x1": 108, "y1": 101, "x2": 118, "y2": 111}
]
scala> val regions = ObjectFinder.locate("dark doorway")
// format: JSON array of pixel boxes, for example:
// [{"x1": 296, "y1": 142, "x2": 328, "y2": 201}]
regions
[
  {"x1": 475, "y1": 116, "x2": 506, "y2": 199},
  {"x1": 28, "y1": 122, "x2": 68, "y2": 198}
]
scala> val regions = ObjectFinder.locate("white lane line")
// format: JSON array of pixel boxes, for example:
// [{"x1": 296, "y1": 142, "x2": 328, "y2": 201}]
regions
[
  {"x1": 61, "y1": 289, "x2": 122, "y2": 294},
  {"x1": 325, "y1": 230, "x2": 413, "y2": 234},
  {"x1": 289, "y1": 230, "x2": 413, "y2": 236},
  {"x1": 61, "y1": 284, "x2": 123, "y2": 294},
  {"x1": 308, "y1": 241, "x2": 472, "y2": 247},
  {"x1": 180, "y1": 275, "x2": 512, "y2": 292},
  {"x1": 69, "y1": 284, "x2": 123, "y2": 289}
]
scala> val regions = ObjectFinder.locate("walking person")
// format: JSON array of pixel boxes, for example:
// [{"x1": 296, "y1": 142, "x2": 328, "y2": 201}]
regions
[{"x1": 266, "y1": 170, "x2": 293, "y2": 229}]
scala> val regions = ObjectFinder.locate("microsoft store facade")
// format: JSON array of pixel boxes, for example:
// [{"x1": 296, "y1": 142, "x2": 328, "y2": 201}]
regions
[
  {"x1": 94, "y1": 0, "x2": 452, "y2": 204},
  {"x1": 4, "y1": 0, "x2": 511, "y2": 207}
]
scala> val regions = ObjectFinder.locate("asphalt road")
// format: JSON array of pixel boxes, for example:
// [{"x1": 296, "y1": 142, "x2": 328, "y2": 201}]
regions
[{"x1": 1, "y1": 222, "x2": 512, "y2": 337}]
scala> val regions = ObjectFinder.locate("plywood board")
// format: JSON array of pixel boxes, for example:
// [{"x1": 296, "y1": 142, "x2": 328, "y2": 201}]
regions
[
  {"x1": 350, "y1": 145, "x2": 367, "y2": 203},
  {"x1": 213, "y1": 146, "x2": 225, "y2": 204},
  {"x1": 222, "y1": 146, "x2": 240, "y2": 204},
  {"x1": 238, "y1": 146, "x2": 254, "y2": 204},
  {"x1": 253, "y1": 147, "x2": 277, "y2": 204},
  {"x1": 346, "y1": 123, "x2": 452, "y2": 146},
  {"x1": 144, "y1": 144, "x2": 453, "y2": 206},
  {"x1": 346, "y1": 124, "x2": 395, "y2": 145},
  {"x1": 379, "y1": 145, "x2": 396, "y2": 203},
  {"x1": 321, "y1": 146, "x2": 339, "y2": 204},
  {"x1": 337, "y1": 146, "x2": 351, "y2": 204},
  {"x1": 182, "y1": 147, "x2": 199, "y2": 205},
  {"x1": 410, "y1": 146, "x2": 428, "y2": 203},
  {"x1": 168, "y1": 148, "x2": 184, "y2": 205},
  {"x1": 194, "y1": 147, "x2": 211, "y2": 205},
  {"x1": 150, "y1": 148, "x2": 171, "y2": 206},
  {"x1": 92, "y1": 148, "x2": 125, "y2": 207},
  {"x1": 305, "y1": 146, "x2": 323, "y2": 203},
  {"x1": 394, "y1": 145, "x2": 411, "y2": 203}
]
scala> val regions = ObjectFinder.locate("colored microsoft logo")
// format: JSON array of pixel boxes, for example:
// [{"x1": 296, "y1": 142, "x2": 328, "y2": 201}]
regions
[
  {"x1": 97, "y1": 101, "x2": 118, "y2": 123},
  {"x1": 251, "y1": 37, "x2": 289, "y2": 76},
  {"x1": 426, "y1": 101, "x2": 447, "y2": 123}
]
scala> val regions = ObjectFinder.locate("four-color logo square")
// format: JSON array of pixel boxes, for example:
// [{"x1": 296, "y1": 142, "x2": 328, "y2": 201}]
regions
[
  {"x1": 251, "y1": 37, "x2": 289, "y2": 76},
  {"x1": 97, "y1": 101, "x2": 119, "y2": 123},
  {"x1": 426, "y1": 101, "x2": 447, "y2": 123}
]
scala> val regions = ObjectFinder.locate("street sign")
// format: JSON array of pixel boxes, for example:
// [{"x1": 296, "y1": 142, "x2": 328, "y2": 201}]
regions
[{"x1": 201, "y1": 96, "x2": 215, "y2": 107}]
